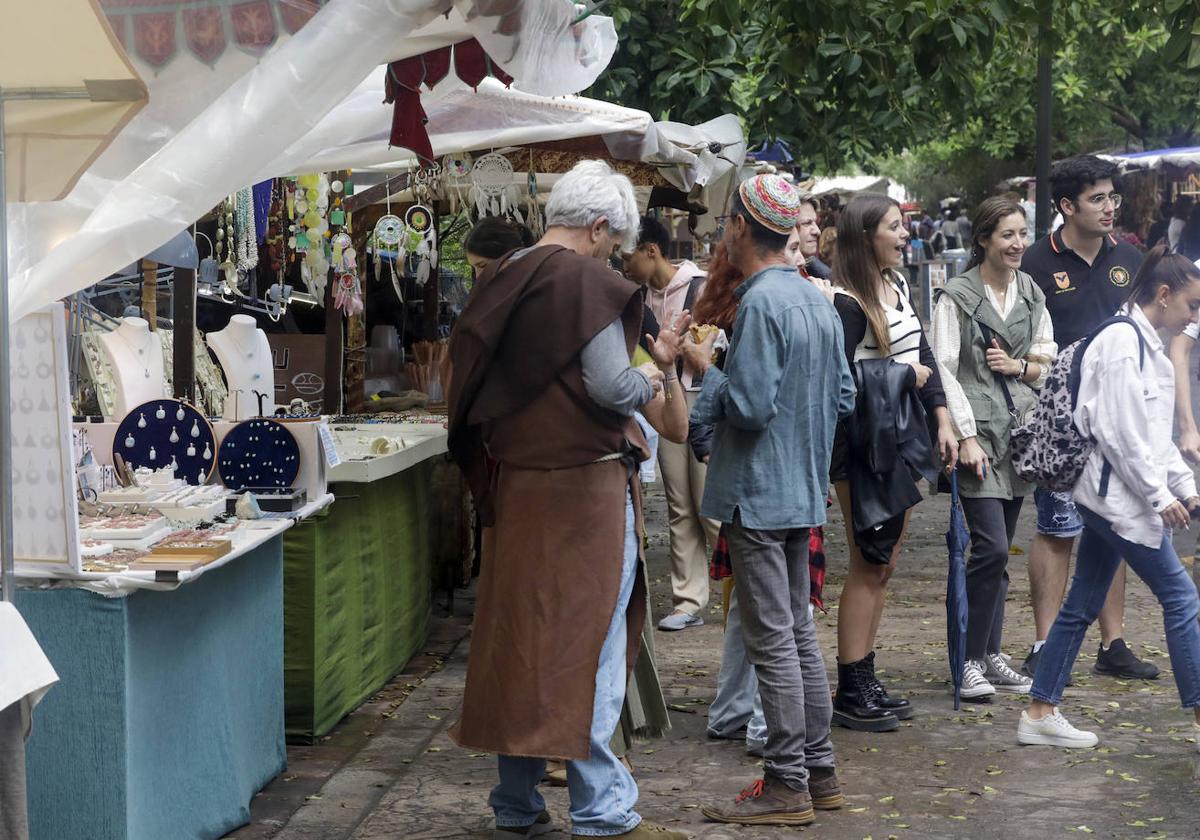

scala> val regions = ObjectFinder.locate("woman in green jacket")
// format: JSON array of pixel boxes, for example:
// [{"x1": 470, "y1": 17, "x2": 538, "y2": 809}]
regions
[{"x1": 931, "y1": 196, "x2": 1058, "y2": 701}]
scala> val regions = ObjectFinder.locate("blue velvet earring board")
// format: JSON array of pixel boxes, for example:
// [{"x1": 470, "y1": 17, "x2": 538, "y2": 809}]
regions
[
  {"x1": 218, "y1": 418, "x2": 300, "y2": 491},
  {"x1": 112, "y1": 399, "x2": 217, "y2": 485}
]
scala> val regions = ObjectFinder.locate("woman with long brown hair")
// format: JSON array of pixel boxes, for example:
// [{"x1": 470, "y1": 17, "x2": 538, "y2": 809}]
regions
[
  {"x1": 829, "y1": 193, "x2": 958, "y2": 732},
  {"x1": 931, "y1": 196, "x2": 1056, "y2": 701}
]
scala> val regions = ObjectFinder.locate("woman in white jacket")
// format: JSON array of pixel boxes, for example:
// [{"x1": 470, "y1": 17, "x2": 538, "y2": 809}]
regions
[{"x1": 1018, "y1": 246, "x2": 1200, "y2": 749}]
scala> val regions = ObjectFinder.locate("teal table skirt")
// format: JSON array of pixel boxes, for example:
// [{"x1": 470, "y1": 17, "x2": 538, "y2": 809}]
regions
[
  {"x1": 16, "y1": 537, "x2": 286, "y2": 840},
  {"x1": 284, "y1": 461, "x2": 433, "y2": 740}
]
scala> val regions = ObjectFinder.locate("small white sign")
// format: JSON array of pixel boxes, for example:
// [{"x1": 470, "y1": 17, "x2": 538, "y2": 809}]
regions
[
  {"x1": 930, "y1": 264, "x2": 948, "y2": 289},
  {"x1": 318, "y1": 423, "x2": 341, "y2": 468}
]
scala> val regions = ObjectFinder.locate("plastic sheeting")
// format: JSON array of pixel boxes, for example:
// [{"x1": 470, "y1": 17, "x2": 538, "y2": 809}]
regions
[
  {"x1": 5, "y1": 0, "x2": 617, "y2": 321},
  {"x1": 1102, "y1": 147, "x2": 1200, "y2": 171},
  {"x1": 290, "y1": 78, "x2": 745, "y2": 200}
]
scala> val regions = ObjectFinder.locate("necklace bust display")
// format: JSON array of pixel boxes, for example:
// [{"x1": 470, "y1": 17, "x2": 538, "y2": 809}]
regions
[
  {"x1": 94, "y1": 316, "x2": 167, "y2": 419},
  {"x1": 207, "y1": 314, "x2": 275, "y2": 420}
]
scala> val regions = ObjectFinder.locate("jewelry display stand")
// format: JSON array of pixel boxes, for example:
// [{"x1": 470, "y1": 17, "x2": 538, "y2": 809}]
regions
[
  {"x1": 94, "y1": 317, "x2": 167, "y2": 419},
  {"x1": 207, "y1": 315, "x2": 275, "y2": 421}
]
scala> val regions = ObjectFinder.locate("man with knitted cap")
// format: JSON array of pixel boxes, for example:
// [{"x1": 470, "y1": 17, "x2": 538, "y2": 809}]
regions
[{"x1": 684, "y1": 174, "x2": 856, "y2": 826}]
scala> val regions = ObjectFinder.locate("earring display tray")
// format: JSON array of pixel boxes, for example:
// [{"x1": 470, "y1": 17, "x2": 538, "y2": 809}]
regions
[
  {"x1": 218, "y1": 419, "x2": 301, "y2": 491},
  {"x1": 112, "y1": 399, "x2": 217, "y2": 485}
]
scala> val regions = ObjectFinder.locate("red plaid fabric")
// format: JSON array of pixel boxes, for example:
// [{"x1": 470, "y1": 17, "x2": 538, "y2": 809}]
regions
[{"x1": 709, "y1": 524, "x2": 827, "y2": 611}]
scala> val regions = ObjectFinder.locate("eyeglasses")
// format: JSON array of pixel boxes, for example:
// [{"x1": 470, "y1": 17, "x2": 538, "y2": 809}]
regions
[{"x1": 1081, "y1": 192, "x2": 1123, "y2": 209}]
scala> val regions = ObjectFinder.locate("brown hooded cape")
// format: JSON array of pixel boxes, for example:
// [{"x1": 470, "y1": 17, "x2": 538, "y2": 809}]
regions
[{"x1": 447, "y1": 244, "x2": 651, "y2": 760}]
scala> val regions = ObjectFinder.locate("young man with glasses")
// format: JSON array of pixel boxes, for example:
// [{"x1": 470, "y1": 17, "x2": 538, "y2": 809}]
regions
[{"x1": 1020, "y1": 154, "x2": 1159, "y2": 683}]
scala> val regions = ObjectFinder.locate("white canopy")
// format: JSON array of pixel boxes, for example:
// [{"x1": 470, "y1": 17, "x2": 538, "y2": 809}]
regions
[
  {"x1": 291, "y1": 75, "x2": 745, "y2": 199},
  {"x1": 3, "y1": 0, "x2": 147, "y2": 202},
  {"x1": 1102, "y1": 147, "x2": 1200, "y2": 172},
  {"x1": 5, "y1": 0, "x2": 618, "y2": 321},
  {"x1": 811, "y1": 175, "x2": 908, "y2": 203}
]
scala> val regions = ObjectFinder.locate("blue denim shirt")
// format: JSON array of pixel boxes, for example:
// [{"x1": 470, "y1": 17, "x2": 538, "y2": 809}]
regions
[{"x1": 691, "y1": 265, "x2": 856, "y2": 530}]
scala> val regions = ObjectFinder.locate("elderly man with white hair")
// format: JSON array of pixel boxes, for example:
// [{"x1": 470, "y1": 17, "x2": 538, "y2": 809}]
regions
[{"x1": 447, "y1": 160, "x2": 689, "y2": 840}]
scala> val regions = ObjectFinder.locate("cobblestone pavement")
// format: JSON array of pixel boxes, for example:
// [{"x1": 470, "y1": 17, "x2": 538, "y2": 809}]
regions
[{"x1": 231, "y1": 482, "x2": 1200, "y2": 840}]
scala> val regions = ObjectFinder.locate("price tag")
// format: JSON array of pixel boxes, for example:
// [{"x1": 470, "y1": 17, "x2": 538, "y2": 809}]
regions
[{"x1": 318, "y1": 422, "x2": 341, "y2": 468}]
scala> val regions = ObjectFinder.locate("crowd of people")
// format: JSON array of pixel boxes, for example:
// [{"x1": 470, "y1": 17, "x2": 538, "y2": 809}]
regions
[{"x1": 445, "y1": 154, "x2": 1200, "y2": 839}]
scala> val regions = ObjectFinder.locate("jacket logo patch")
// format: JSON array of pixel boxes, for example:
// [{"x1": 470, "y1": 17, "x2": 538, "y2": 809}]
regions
[
  {"x1": 1053, "y1": 271, "x2": 1071, "y2": 290},
  {"x1": 1110, "y1": 266, "x2": 1131, "y2": 287}
]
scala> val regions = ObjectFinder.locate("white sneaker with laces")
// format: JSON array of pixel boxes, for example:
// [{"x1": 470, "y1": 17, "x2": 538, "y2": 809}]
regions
[
  {"x1": 985, "y1": 653, "x2": 1033, "y2": 693},
  {"x1": 960, "y1": 659, "x2": 996, "y2": 700},
  {"x1": 1017, "y1": 710, "x2": 1098, "y2": 748}
]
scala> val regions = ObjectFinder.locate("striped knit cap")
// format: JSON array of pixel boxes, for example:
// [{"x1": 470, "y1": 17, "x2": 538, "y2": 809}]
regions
[{"x1": 738, "y1": 174, "x2": 802, "y2": 234}]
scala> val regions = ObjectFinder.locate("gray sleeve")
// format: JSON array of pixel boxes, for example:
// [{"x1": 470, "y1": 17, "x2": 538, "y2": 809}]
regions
[{"x1": 580, "y1": 318, "x2": 654, "y2": 415}]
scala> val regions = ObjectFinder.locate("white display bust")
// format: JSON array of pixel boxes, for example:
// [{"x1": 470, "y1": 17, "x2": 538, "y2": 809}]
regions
[
  {"x1": 207, "y1": 314, "x2": 275, "y2": 420},
  {"x1": 95, "y1": 316, "x2": 166, "y2": 419}
]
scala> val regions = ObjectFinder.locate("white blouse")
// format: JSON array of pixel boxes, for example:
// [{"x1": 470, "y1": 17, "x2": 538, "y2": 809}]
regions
[{"x1": 931, "y1": 275, "x2": 1057, "y2": 440}]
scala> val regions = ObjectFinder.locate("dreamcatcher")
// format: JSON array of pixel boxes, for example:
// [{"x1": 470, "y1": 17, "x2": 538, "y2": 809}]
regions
[
  {"x1": 331, "y1": 231, "x2": 363, "y2": 315},
  {"x1": 442, "y1": 153, "x2": 473, "y2": 216},
  {"x1": 470, "y1": 151, "x2": 517, "y2": 220},
  {"x1": 405, "y1": 204, "x2": 438, "y2": 287},
  {"x1": 373, "y1": 185, "x2": 406, "y2": 304}
]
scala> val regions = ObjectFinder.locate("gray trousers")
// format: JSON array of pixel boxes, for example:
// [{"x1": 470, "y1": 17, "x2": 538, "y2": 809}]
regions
[
  {"x1": 961, "y1": 496, "x2": 1023, "y2": 661},
  {"x1": 726, "y1": 519, "x2": 834, "y2": 792},
  {"x1": 0, "y1": 701, "x2": 29, "y2": 840}
]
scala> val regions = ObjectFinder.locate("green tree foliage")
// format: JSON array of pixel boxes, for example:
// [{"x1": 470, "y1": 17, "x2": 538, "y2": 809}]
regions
[{"x1": 587, "y1": 0, "x2": 1200, "y2": 200}]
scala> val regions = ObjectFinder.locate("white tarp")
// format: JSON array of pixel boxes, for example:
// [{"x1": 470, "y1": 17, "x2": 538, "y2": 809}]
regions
[
  {"x1": 289, "y1": 77, "x2": 745, "y2": 199},
  {"x1": 1102, "y1": 147, "x2": 1200, "y2": 172},
  {"x1": 5, "y1": 0, "x2": 617, "y2": 321},
  {"x1": 811, "y1": 175, "x2": 908, "y2": 203}
]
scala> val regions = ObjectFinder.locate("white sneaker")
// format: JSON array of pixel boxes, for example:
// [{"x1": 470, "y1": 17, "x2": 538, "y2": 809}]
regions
[
  {"x1": 1017, "y1": 710, "x2": 1098, "y2": 748},
  {"x1": 984, "y1": 653, "x2": 1034, "y2": 693},
  {"x1": 960, "y1": 660, "x2": 996, "y2": 700}
]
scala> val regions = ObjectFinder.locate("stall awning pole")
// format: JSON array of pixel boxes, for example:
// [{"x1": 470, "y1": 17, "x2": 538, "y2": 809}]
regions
[
  {"x1": 0, "y1": 86, "x2": 96, "y2": 602},
  {"x1": 1, "y1": 92, "x2": 14, "y2": 602}
]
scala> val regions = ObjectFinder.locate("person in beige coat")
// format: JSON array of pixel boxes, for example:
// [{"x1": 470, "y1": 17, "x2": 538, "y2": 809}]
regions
[{"x1": 624, "y1": 215, "x2": 718, "y2": 630}]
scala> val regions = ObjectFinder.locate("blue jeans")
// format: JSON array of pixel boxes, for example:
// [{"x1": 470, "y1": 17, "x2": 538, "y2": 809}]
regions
[
  {"x1": 1032, "y1": 505, "x2": 1200, "y2": 708},
  {"x1": 1033, "y1": 487, "x2": 1084, "y2": 538},
  {"x1": 489, "y1": 493, "x2": 641, "y2": 836},
  {"x1": 707, "y1": 587, "x2": 767, "y2": 747}
]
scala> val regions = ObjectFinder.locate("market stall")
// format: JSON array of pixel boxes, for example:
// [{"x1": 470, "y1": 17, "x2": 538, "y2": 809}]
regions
[
  {"x1": 4, "y1": 2, "x2": 623, "y2": 838},
  {"x1": 283, "y1": 417, "x2": 448, "y2": 738}
]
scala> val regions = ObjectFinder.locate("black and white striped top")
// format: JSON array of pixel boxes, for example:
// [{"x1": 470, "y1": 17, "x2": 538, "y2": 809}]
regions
[
  {"x1": 833, "y1": 269, "x2": 947, "y2": 410},
  {"x1": 835, "y1": 271, "x2": 922, "y2": 363}
]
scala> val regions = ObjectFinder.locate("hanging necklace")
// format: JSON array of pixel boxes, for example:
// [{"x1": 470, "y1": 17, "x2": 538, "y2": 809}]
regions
[
  {"x1": 111, "y1": 328, "x2": 155, "y2": 378},
  {"x1": 226, "y1": 328, "x2": 264, "y2": 381}
]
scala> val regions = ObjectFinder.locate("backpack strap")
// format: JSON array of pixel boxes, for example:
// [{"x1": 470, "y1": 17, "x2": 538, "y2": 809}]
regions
[{"x1": 1076, "y1": 315, "x2": 1147, "y2": 498}]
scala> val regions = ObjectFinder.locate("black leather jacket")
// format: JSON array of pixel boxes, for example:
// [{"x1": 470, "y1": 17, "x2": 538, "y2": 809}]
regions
[{"x1": 847, "y1": 358, "x2": 938, "y2": 563}]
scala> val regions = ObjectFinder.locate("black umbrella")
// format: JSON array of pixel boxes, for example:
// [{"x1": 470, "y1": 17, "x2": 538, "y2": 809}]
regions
[{"x1": 946, "y1": 470, "x2": 970, "y2": 711}]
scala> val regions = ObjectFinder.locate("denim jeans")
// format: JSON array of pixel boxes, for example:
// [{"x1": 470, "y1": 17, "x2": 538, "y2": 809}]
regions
[
  {"x1": 1033, "y1": 487, "x2": 1083, "y2": 538},
  {"x1": 1032, "y1": 505, "x2": 1200, "y2": 708},
  {"x1": 489, "y1": 493, "x2": 641, "y2": 836},
  {"x1": 726, "y1": 518, "x2": 834, "y2": 791},
  {"x1": 706, "y1": 587, "x2": 767, "y2": 748}
]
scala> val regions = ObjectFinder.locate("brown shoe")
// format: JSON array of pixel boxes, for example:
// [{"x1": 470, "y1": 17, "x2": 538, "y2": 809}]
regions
[
  {"x1": 572, "y1": 821, "x2": 688, "y2": 839},
  {"x1": 700, "y1": 774, "x2": 815, "y2": 826},
  {"x1": 807, "y1": 766, "x2": 844, "y2": 809}
]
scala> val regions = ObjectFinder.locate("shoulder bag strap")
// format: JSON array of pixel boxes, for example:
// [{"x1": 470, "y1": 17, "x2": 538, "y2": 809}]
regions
[{"x1": 974, "y1": 319, "x2": 1018, "y2": 419}]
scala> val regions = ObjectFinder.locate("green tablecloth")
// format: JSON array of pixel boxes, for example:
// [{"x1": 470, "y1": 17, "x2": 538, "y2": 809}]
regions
[{"x1": 284, "y1": 461, "x2": 433, "y2": 739}]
